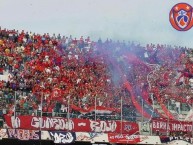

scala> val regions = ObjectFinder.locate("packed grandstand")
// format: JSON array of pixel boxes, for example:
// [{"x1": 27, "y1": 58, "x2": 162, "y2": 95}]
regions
[{"x1": 0, "y1": 27, "x2": 193, "y2": 144}]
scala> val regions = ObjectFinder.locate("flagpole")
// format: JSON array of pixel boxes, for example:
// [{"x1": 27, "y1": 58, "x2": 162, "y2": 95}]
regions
[
  {"x1": 121, "y1": 94, "x2": 123, "y2": 134},
  {"x1": 191, "y1": 102, "x2": 193, "y2": 137},
  {"x1": 67, "y1": 95, "x2": 70, "y2": 131},
  {"x1": 150, "y1": 93, "x2": 154, "y2": 136},
  {"x1": 14, "y1": 90, "x2": 16, "y2": 128},
  {"x1": 95, "y1": 95, "x2": 96, "y2": 122},
  {"x1": 167, "y1": 100, "x2": 169, "y2": 136},
  {"x1": 142, "y1": 98, "x2": 144, "y2": 124},
  {"x1": 40, "y1": 92, "x2": 43, "y2": 145}
]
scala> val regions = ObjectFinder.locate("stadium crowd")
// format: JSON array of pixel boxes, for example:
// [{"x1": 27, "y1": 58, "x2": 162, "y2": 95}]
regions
[{"x1": 0, "y1": 27, "x2": 192, "y2": 123}]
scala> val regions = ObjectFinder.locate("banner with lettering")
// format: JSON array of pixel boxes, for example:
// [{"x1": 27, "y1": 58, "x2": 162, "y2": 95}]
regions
[
  {"x1": 4, "y1": 115, "x2": 139, "y2": 134},
  {"x1": 108, "y1": 134, "x2": 161, "y2": 144},
  {"x1": 76, "y1": 132, "x2": 108, "y2": 142},
  {"x1": 108, "y1": 133, "x2": 141, "y2": 144},
  {"x1": 7, "y1": 129, "x2": 40, "y2": 140},
  {"x1": 0, "y1": 129, "x2": 7, "y2": 139},
  {"x1": 152, "y1": 118, "x2": 193, "y2": 133},
  {"x1": 49, "y1": 131, "x2": 76, "y2": 144}
]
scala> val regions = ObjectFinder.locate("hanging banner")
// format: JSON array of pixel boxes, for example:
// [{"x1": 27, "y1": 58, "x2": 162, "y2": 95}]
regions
[
  {"x1": 108, "y1": 133, "x2": 141, "y2": 144},
  {"x1": 7, "y1": 129, "x2": 40, "y2": 140},
  {"x1": 152, "y1": 118, "x2": 193, "y2": 133},
  {"x1": 76, "y1": 132, "x2": 108, "y2": 142},
  {"x1": 49, "y1": 131, "x2": 76, "y2": 144},
  {"x1": 41, "y1": 130, "x2": 51, "y2": 140},
  {"x1": 71, "y1": 104, "x2": 120, "y2": 114},
  {"x1": 108, "y1": 133, "x2": 161, "y2": 144},
  {"x1": 139, "y1": 122, "x2": 151, "y2": 135},
  {"x1": 4, "y1": 115, "x2": 139, "y2": 134},
  {"x1": 0, "y1": 129, "x2": 8, "y2": 139}
]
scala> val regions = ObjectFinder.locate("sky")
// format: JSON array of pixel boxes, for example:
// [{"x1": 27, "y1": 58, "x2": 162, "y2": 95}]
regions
[{"x1": 0, "y1": 0, "x2": 193, "y2": 47}]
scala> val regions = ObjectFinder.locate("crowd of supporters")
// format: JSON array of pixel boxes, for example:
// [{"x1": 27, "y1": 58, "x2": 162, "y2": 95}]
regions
[
  {"x1": 0, "y1": 27, "x2": 192, "y2": 124},
  {"x1": 0, "y1": 27, "x2": 134, "y2": 121}
]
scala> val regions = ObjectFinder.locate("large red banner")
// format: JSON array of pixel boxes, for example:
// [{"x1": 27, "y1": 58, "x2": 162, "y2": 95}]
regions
[
  {"x1": 4, "y1": 115, "x2": 139, "y2": 134},
  {"x1": 152, "y1": 118, "x2": 193, "y2": 133}
]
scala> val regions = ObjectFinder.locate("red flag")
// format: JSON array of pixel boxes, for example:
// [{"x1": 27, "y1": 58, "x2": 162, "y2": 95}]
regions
[{"x1": 51, "y1": 87, "x2": 62, "y2": 100}]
